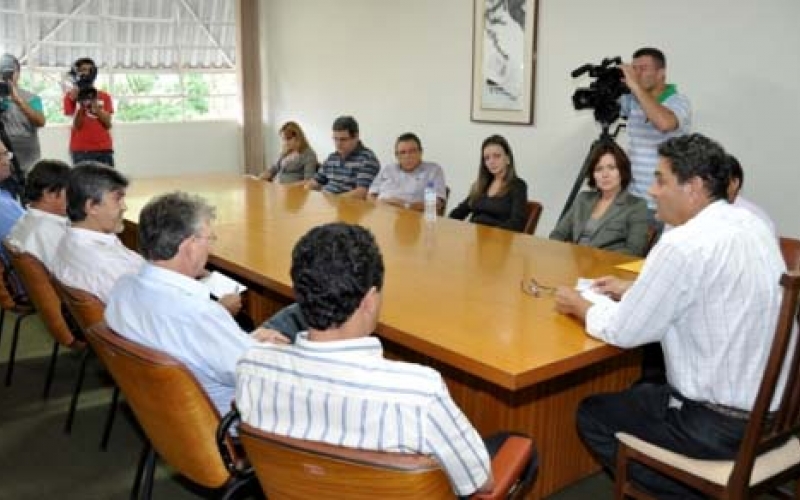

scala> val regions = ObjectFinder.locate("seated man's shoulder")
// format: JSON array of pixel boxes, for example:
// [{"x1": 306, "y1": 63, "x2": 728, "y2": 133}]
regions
[{"x1": 380, "y1": 358, "x2": 448, "y2": 392}]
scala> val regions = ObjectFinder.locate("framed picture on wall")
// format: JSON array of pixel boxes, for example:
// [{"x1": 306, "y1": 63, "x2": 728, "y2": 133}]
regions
[{"x1": 471, "y1": 0, "x2": 539, "y2": 124}]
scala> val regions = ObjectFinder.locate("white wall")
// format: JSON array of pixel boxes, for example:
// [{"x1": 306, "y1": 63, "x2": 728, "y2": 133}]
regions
[
  {"x1": 261, "y1": 0, "x2": 800, "y2": 237},
  {"x1": 38, "y1": 121, "x2": 243, "y2": 178}
]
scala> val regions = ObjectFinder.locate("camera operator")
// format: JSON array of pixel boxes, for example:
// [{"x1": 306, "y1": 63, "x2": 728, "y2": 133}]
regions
[
  {"x1": 0, "y1": 53, "x2": 46, "y2": 174},
  {"x1": 620, "y1": 47, "x2": 691, "y2": 232},
  {"x1": 63, "y1": 58, "x2": 114, "y2": 167}
]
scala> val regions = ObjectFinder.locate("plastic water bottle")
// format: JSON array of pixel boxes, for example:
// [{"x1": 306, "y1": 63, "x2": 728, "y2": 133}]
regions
[{"x1": 424, "y1": 181, "x2": 437, "y2": 223}]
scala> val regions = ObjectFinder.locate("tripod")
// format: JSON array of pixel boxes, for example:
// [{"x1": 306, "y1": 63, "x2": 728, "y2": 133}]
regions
[
  {"x1": 0, "y1": 106, "x2": 26, "y2": 201},
  {"x1": 557, "y1": 121, "x2": 625, "y2": 221}
]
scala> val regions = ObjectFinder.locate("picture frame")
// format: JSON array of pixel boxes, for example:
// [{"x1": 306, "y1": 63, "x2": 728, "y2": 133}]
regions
[{"x1": 471, "y1": 0, "x2": 539, "y2": 124}]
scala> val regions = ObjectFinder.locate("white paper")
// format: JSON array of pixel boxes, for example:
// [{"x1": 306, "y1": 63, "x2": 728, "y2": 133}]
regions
[
  {"x1": 575, "y1": 278, "x2": 616, "y2": 306},
  {"x1": 200, "y1": 271, "x2": 247, "y2": 297}
]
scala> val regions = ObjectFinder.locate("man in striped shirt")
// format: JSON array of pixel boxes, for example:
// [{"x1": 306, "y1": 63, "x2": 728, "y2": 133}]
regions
[
  {"x1": 305, "y1": 116, "x2": 380, "y2": 199},
  {"x1": 620, "y1": 47, "x2": 692, "y2": 232},
  {"x1": 236, "y1": 223, "x2": 494, "y2": 497}
]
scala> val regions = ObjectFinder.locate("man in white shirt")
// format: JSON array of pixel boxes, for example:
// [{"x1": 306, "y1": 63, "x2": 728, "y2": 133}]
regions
[
  {"x1": 6, "y1": 159, "x2": 71, "y2": 270},
  {"x1": 51, "y1": 163, "x2": 144, "y2": 303},
  {"x1": 237, "y1": 223, "x2": 504, "y2": 497},
  {"x1": 368, "y1": 133, "x2": 447, "y2": 212},
  {"x1": 554, "y1": 134, "x2": 786, "y2": 499},
  {"x1": 105, "y1": 192, "x2": 287, "y2": 415}
]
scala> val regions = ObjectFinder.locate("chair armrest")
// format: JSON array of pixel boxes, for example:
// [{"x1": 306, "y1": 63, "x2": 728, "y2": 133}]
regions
[{"x1": 472, "y1": 435, "x2": 535, "y2": 500}]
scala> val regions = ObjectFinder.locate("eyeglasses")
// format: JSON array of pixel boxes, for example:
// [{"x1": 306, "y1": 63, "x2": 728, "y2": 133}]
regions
[
  {"x1": 520, "y1": 277, "x2": 556, "y2": 297},
  {"x1": 395, "y1": 149, "x2": 420, "y2": 156},
  {"x1": 194, "y1": 233, "x2": 218, "y2": 243},
  {"x1": 0, "y1": 151, "x2": 13, "y2": 161}
]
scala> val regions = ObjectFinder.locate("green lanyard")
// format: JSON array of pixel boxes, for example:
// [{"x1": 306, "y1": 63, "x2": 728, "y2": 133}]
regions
[{"x1": 658, "y1": 84, "x2": 677, "y2": 103}]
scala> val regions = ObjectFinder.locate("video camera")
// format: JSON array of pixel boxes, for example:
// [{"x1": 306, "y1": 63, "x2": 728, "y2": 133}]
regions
[
  {"x1": 0, "y1": 54, "x2": 17, "y2": 99},
  {"x1": 571, "y1": 56, "x2": 630, "y2": 127},
  {"x1": 68, "y1": 57, "x2": 98, "y2": 104}
]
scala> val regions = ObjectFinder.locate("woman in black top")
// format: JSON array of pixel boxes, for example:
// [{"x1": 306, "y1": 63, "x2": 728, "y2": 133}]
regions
[{"x1": 449, "y1": 134, "x2": 528, "y2": 232}]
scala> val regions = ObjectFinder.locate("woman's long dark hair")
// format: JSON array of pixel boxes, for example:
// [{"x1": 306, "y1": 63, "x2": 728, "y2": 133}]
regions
[{"x1": 468, "y1": 134, "x2": 519, "y2": 206}]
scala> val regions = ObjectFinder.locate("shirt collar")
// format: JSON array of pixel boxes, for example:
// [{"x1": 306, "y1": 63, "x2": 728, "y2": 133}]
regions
[
  {"x1": 140, "y1": 262, "x2": 210, "y2": 299},
  {"x1": 67, "y1": 226, "x2": 122, "y2": 245},
  {"x1": 294, "y1": 331, "x2": 384, "y2": 360},
  {"x1": 27, "y1": 207, "x2": 68, "y2": 224}
]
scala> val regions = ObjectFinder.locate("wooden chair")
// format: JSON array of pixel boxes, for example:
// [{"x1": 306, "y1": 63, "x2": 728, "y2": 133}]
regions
[
  {"x1": 51, "y1": 278, "x2": 119, "y2": 450},
  {"x1": 780, "y1": 236, "x2": 800, "y2": 271},
  {"x1": 614, "y1": 271, "x2": 800, "y2": 499},
  {"x1": 523, "y1": 201, "x2": 543, "y2": 235},
  {"x1": 238, "y1": 420, "x2": 535, "y2": 500},
  {"x1": 2, "y1": 242, "x2": 84, "y2": 396},
  {"x1": 85, "y1": 322, "x2": 253, "y2": 499},
  {"x1": 0, "y1": 255, "x2": 35, "y2": 362}
]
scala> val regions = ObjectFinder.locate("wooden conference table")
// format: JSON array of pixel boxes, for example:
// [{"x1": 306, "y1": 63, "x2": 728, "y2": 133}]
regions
[{"x1": 124, "y1": 174, "x2": 640, "y2": 499}]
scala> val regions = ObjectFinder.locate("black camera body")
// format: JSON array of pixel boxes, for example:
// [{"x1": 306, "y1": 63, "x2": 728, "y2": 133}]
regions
[
  {"x1": 0, "y1": 55, "x2": 17, "y2": 99},
  {"x1": 69, "y1": 58, "x2": 98, "y2": 104},
  {"x1": 571, "y1": 57, "x2": 630, "y2": 126}
]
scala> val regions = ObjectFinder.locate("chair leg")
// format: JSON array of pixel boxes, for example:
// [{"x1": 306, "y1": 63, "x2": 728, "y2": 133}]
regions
[
  {"x1": 615, "y1": 443, "x2": 629, "y2": 500},
  {"x1": 64, "y1": 349, "x2": 91, "y2": 432},
  {"x1": 100, "y1": 385, "x2": 120, "y2": 451},
  {"x1": 4, "y1": 312, "x2": 28, "y2": 386},
  {"x1": 42, "y1": 341, "x2": 61, "y2": 399},
  {"x1": 221, "y1": 475, "x2": 255, "y2": 500},
  {"x1": 141, "y1": 446, "x2": 157, "y2": 500},
  {"x1": 131, "y1": 442, "x2": 155, "y2": 500},
  {"x1": 0, "y1": 308, "x2": 6, "y2": 344}
]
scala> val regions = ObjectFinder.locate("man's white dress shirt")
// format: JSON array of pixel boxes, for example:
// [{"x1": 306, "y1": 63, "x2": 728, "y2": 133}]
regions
[
  {"x1": 6, "y1": 207, "x2": 68, "y2": 270},
  {"x1": 106, "y1": 263, "x2": 257, "y2": 415},
  {"x1": 586, "y1": 201, "x2": 787, "y2": 411},
  {"x1": 52, "y1": 227, "x2": 144, "y2": 302},
  {"x1": 237, "y1": 333, "x2": 491, "y2": 496}
]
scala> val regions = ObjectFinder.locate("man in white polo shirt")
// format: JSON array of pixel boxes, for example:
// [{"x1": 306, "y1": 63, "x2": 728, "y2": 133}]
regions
[
  {"x1": 368, "y1": 132, "x2": 447, "y2": 212},
  {"x1": 6, "y1": 159, "x2": 71, "y2": 270}
]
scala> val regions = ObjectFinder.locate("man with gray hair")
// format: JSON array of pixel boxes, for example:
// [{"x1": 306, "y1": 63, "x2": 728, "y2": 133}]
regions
[
  {"x1": 105, "y1": 191, "x2": 289, "y2": 415},
  {"x1": 51, "y1": 162, "x2": 143, "y2": 302}
]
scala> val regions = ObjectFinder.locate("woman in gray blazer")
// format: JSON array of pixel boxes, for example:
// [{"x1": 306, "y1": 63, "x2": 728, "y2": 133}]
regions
[
  {"x1": 263, "y1": 121, "x2": 318, "y2": 185},
  {"x1": 550, "y1": 141, "x2": 648, "y2": 256}
]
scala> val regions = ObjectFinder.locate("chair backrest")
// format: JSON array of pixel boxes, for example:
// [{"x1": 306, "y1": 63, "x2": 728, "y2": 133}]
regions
[
  {"x1": 780, "y1": 237, "x2": 800, "y2": 271},
  {"x1": 438, "y1": 186, "x2": 451, "y2": 217},
  {"x1": 2, "y1": 241, "x2": 76, "y2": 346},
  {"x1": 728, "y1": 272, "x2": 800, "y2": 492},
  {"x1": 237, "y1": 422, "x2": 454, "y2": 500},
  {"x1": 85, "y1": 322, "x2": 233, "y2": 489},
  {"x1": 523, "y1": 201, "x2": 543, "y2": 235},
  {"x1": 51, "y1": 278, "x2": 105, "y2": 333}
]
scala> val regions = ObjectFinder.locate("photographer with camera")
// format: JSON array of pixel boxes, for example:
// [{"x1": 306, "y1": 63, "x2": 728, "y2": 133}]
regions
[
  {"x1": 63, "y1": 57, "x2": 114, "y2": 167},
  {"x1": 620, "y1": 47, "x2": 691, "y2": 232},
  {"x1": 0, "y1": 53, "x2": 46, "y2": 177}
]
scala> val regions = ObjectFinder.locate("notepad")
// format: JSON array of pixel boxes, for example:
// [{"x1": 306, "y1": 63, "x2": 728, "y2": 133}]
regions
[
  {"x1": 200, "y1": 271, "x2": 247, "y2": 297},
  {"x1": 614, "y1": 259, "x2": 645, "y2": 274},
  {"x1": 575, "y1": 278, "x2": 616, "y2": 307}
]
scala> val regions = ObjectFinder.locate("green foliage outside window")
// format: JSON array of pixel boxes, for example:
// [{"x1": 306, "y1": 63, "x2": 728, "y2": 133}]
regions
[{"x1": 20, "y1": 71, "x2": 236, "y2": 124}]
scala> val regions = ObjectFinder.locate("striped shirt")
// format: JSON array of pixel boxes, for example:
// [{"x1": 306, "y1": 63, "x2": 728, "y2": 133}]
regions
[
  {"x1": 621, "y1": 89, "x2": 692, "y2": 208},
  {"x1": 236, "y1": 333, "x2": 491, "y2": 496},
  {"x1": 586, "y1": 201, "x2": 788, "y2": 411},
  {"x1": 315, "y1": 142, "x2": 380, "y2": 194}
]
